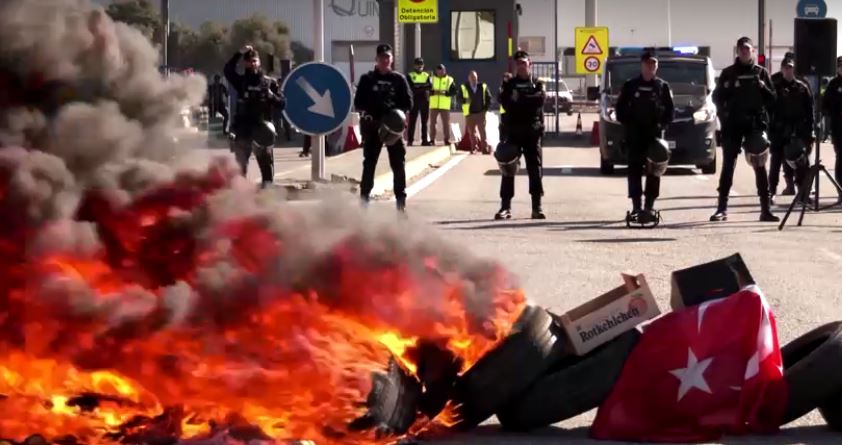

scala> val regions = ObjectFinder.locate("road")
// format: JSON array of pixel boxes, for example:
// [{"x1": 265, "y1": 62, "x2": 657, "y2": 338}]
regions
[{"x1": 390, "y1": 114, "x2": 842, "y2": 444}]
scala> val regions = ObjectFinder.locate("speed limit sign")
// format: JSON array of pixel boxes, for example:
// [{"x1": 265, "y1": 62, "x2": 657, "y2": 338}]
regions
[{"x1": 584, "y1": 56, "x2": 601, "y2": 72}]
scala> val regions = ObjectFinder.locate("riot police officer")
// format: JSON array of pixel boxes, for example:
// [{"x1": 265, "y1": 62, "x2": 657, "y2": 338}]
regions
[
  {"x1": 769, "y1": 57, "x2": 813, "y2": 204},
  {"x1": 615, "y1": 52, "x2": 675, "y2": 224},
  {"x1": 710, "y1": 37, "x2": 778, "y2": 222},
  {"x1": 495, "y1": 50, "x2": 546, "y2": 220},
  {"x1": 407, "y1": 57, "x2": 432, "y2": 146},
  {"x1": 224, "y1": 45, "x2": 285, "y2": 187},
  {"x1": 822, "y1": 56, "x2": 842, "y2": 192},
  {"x1": 353, "y1": 43, "x2": 413, "y2": 212}
]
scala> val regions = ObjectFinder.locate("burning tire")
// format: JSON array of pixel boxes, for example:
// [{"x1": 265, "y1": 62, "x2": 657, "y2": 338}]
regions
[
  {"x1": 449, "y1": 305, "x2": 569, "y2": 430},
  {"x1": 780, "y1": 321, "x2": 842, "y2": 425},
  {"x1": 495, "y1": 327, "x2": 641, "y2": 431},
  {"x1": 350, "y1": 358, "x2": 422, "y2": 437}
]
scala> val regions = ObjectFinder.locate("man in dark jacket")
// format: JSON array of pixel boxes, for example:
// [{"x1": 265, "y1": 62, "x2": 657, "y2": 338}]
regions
[
  {"x1": 354, "y1": 43, "x2": 413, "y2": 211},
  {"x1": 207, "y1": 74, "x2": 229, "y2": 135},
  {"x1": 224, "y1": 45, "x2": 285, "y2": 187},
  {"x1": 710, "y1": 37, "x2": 778, "y2": 222},
  {"x1": 769, "y1": 57, "x2": 813, "y2": 204},
  {"x1": 615, "y1": 52, "x2": 675, "y2": 223},
  {"x1": 822, "y1": 56, "x2": 842, "y2": 194}
]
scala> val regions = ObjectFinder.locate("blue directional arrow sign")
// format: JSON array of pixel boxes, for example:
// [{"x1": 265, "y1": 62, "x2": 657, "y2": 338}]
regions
[
  {"x1": 281, "y1": 62, "x2": 353, "y2": 136},
  {"x1": 797, "y1": 0, "x2": 827, "y2": 18}
]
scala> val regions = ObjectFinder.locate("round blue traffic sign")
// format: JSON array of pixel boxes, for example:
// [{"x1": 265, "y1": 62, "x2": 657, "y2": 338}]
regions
[
  {"x1": 797, "y1": 0, "x2": 827, "y2": 18},
  {"x1": 281, "y1": 62, "x2": 353, "y2": 136}
]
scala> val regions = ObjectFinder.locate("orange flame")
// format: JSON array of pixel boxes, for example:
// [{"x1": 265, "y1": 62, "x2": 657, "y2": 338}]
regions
[{"x1": 0, "y1": 160, "x2": 527, "y2": 444}]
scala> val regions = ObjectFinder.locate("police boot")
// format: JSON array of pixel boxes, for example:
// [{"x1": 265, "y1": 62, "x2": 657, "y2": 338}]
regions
[
  {"x1": 629, "y1": 197, "x2": 642, "y2": 220},
  {"x1": 709, "y1": 196, "x2": 728, "y2": 222},
  {"x1": 782, "y1": 177, "x2": 796, "y2": 196},
  {"x1": 759, "y1": 195, "x2": 780, "y2": 222},
  {"x1": 396, "y1": 197, "x2": 407, "y2": 214},
  {"x1": 494, "y1": 199, "x2": 512, "y2": 220},
  {"x1": 531, "y1": 195, "x2": 546, "y2": 220},
  {"x1": 639, "y1": 197, "x2": 658, "y2": 224}
]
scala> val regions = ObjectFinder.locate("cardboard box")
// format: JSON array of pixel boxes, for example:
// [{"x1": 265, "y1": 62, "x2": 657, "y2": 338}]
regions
[
  {"x1": 558, "y1": 274, "x2": 661, "y2": 356},
  {"x1": 670, "y1": 253, "x2": 755, "y2": 310}
]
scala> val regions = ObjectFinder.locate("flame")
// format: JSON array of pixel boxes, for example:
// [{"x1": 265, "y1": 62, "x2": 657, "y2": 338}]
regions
[{"x1": 0, "y1": 159, "x2": 527, "y2": 444}]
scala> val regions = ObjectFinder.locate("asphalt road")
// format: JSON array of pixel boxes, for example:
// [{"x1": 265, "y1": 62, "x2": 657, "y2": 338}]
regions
[{"x1": 393, "y1": 114, "x2": 842, "y2": 445}]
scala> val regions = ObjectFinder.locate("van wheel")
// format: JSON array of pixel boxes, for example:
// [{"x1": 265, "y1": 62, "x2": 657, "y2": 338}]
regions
[
  {"x1": 600, "y1": 158, "x2": 615, "y2": 175},
  {"x1": 699, "y1": 160, "x2": 716, "y2": 175}
]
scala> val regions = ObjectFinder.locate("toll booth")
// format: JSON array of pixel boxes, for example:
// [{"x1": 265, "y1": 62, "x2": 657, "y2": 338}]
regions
[{"x1": 400, "y1": 0, "x2": 520, "y2": 99}]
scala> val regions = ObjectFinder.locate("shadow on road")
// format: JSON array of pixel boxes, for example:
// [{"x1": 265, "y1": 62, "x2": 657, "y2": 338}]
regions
[
  {"x1": 577, "y1": 237, "x2": 678, "y2": 243},
  {"x1": 419, "y1": 424, "x2": 839, "y2": 445},
  {"x1": 436, "y1": 220, "x2": 621, "y2": 231}
]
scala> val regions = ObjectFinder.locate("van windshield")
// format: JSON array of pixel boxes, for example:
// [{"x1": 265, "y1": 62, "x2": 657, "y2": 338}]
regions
[{"x1": 606, "y1": 61, "x2": 707, "y2": 94}]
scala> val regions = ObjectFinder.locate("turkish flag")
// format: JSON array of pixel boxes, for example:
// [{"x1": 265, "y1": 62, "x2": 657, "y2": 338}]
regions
[{"x1": 591, "y1": 286, "x2": 787, "y2": 442}]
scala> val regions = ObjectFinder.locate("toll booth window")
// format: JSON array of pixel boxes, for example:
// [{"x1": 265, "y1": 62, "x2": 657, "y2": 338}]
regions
[{"x1": 450, "y1": 10, "x2": 495, "y2": 60}]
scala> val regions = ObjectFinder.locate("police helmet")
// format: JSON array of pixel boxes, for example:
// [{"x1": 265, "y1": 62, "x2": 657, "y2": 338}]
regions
[
  {"x1": 379, "y1": 109, "x2": 407, "y2": 146},
  {"x1": 646, "y1": 138, "x2": 670, "y2": 177},
  {"x1": 743, "y1": 131, "x2": 770, "y2": 168},
  {"x1": 252, "y1": 120, "x2": 277, "y2": 147},
  {"x1": 494, "y1": 141, "x2": 521, "y2": 177},
  {"x1": 784, "y1": 137, "x2": 810, "y2": 169}
]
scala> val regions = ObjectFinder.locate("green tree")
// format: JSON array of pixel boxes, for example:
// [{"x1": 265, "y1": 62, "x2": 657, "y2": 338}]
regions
[
  {"x1": 227, "y1": 14, "x2": 291, "y2": 62},
  {"x1": 291, "y1": 41, "x2": 314, "y2": 65},
  {"x1": 186, "y1": 21, "x2": 231, "y2": 75},
  {"x1": 105, "y1": 0, "x2": 161, "y2": 43}
]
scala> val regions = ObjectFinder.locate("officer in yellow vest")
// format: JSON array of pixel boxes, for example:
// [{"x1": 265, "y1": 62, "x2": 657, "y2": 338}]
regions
[
  {"x1": 407, "y1": 57, "x2": 432, "y2": 146},
  {"x1": 429, "y1": 64, "x2": 457, "y2": 145},
  {"x1": 461, "y1": 71, "x2": 493, "y2": 154}
]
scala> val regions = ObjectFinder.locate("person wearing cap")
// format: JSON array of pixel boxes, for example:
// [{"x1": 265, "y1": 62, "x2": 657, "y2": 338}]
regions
[
  {"x1": 353, "y1": 43, "x2": 413, "y2": 212},
  {"x1": 460, "y1": 71, "x2": 493, "y2": 154},
  {"x1": 769, "y1": 56, "x2": 813, "y2": 203},
  {"x1": 429, "y1": 64, "x2": 457, "y2": 145},
  {"x1": 614, "y1": 52, "x2": 675, "y2": 224},
  {"x1": 407, "y1": 57, "x2": 432, "y2": 146},
  {"x1": 710, "y1": 36, "x2": 778, "y2": 222},
  {"x1": 495, "y1": 50, "x2": 547, "y2": 220},
  {"x1": 822, "y1": 57, "x2": 842, "y2": 195},
  {"x1": 224, "y1": 45, "x2": 285, "y2": 187}
]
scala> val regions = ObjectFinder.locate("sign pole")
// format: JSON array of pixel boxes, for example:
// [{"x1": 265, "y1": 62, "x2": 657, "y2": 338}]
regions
[
  {"x1": 415, "y1": 23, "x2": 421, "y2": 61},
  {"x1": 313, "y1": 0, "x2": 326, "y2": 182}
]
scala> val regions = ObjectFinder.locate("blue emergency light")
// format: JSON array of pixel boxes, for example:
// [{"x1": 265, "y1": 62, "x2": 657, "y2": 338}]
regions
[{"x1": 672, "y1": 46, "x2": 699, "y2": 55}]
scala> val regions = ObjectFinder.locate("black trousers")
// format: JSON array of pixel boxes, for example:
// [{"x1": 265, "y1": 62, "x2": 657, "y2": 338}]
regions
[
  {"x1": 626, "y1": 132, "x2": 660, "y2": 203},
  {"x1": 234, "y1": 137, "x2": 274, "y2": 184},
  {"x1": 500, "y1": 127, "x2": 543, "y2": 202},
  {"x1": 360, "y1": 122, "x2": 407, "y2": 201},
  {"x1": 768, "y1": 138, "x2": 795, "y2": 194},
  {"x1": 408, "y1": 99, "x2": 430, "y2": 144},
  {"x1": 833, "y1": 138, "x2": 842, "y2": 186},
  {"x1": 717, "y1": 128, "x2": 769, "y2": 207}
]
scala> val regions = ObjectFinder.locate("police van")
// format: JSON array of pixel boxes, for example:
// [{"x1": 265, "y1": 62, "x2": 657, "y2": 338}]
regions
[{"x1": 590, "y1": 47, "x2": 718, "y2": 175}]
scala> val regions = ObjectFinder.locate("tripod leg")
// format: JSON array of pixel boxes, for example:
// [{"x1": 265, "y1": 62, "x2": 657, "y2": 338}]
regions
[{"x1": 780, "y1": 166, "x2": 817, "y2": 230}]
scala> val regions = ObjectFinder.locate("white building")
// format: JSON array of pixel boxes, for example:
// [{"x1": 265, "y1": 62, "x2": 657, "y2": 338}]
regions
[{"x1": 519, "y1": 0, "x2": 842, "y2": 71}]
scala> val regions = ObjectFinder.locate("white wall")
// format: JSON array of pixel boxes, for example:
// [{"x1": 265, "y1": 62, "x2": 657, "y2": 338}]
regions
[{"x1": 521, "y1": 0, "x2": 842, "y2": 71}]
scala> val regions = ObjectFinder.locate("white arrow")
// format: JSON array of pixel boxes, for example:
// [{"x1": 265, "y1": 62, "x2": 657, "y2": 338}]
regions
[{"x1": 295, "y1": 76, "x2": 334, "y2": 118}]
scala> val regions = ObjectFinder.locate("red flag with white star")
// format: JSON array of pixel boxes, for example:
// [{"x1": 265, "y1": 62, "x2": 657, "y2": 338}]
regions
[{"x1": 591, "y1": 286, "x2": 788, "y2": 442}]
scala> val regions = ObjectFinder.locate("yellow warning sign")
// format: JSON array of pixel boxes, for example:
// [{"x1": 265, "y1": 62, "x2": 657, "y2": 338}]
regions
[
  {"x1": 397, "y1": 0, "x2": 439, "y2": 23},
  {"x1": 575, "y1": 27, "x2": 609, "y2": 74}
]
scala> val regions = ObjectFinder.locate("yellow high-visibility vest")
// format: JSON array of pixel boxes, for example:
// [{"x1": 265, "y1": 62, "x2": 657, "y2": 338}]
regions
[
  {"x1": 430, "y1": 75, "x2": 454, "y2": 110},
  {"x1": 408, "y1": 71, "x2": 430, "y2": 85},
  {"x1": 500, "y1": 105, "x2": 506, "y2": 114},
  {"x1": 461, "y1": 83, "x2": 488, "y2": 115}
]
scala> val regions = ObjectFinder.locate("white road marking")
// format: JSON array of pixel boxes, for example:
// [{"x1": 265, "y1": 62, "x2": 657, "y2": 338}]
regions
[
  {"x1": 403, "y1": 154, "x2": 468, "y2": 199},
  {"x1": 820, "y1": 248, "x2": 842, "y2": 265}
]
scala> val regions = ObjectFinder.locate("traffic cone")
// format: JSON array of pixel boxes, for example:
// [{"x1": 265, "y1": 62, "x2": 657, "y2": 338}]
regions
[{"x1": 575, "y1": 113, "x2": 583, "y2": 137}]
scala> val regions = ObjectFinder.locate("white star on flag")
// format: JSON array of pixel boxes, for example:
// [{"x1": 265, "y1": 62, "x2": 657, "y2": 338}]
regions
[{"x1": 670, "y1": 348, "x2": 714, "y2": 401}]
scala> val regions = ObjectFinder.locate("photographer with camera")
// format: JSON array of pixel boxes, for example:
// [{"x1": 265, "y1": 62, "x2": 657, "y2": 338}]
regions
[
  {"x1": 224, "y1": 45, "x2": 285, "y2": 187},
  {"x1": 710, "y1": 37, "x2": 778, "y2": 222},
  {"x1": 354, "y1": 43, "x2": 413, "y2": 212}
]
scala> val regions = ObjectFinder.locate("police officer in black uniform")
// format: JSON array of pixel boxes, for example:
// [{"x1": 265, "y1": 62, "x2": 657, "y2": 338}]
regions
[
  {"x1": 821, "y1": 56, "x2": 842, "y2": 193},
  {"x1": 769, "y1": 56, "x2": 814, "y2": 204},
  {"x1": 615, "y1": 52, "x2": 675, "y2": 223},
  {"x1": 495, "y1": 50, "x2": 546, "y2": 220},
  {"x1": 354, "y1": 43, "x2": 413, "y2": 211},
  {"x1": 710, "y1": 37, "x2": 778, "y2": 222},
  {"x1": 224, "y1": 45, "x2": 285, "y2": 187},
  {"x1": 407, "y1": 57, "x2": 432, "y2": 146}
]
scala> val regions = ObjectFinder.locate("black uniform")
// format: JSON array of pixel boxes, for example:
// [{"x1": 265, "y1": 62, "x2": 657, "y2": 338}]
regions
[
  {"x1": 711, "y1": 57, "x2": 776, "y2": 216},
  {"x1": 354, "y1": 59, "x2": 413, "y2": 206},
  {"x1": 407, "y1": 67, "x2": 432, "y2": 145},
  {"x1": 615, "y1": 75, "x2": 675, "y2": 211},
  {"x1": 822, "y1": 73, "x2": 842, "y2": 187},
  {"x1": 498, "y1": 68, "x2": 546, "y2": 215},
  {"x1": 223, "y1": 52, "x2": 285, "y2": 185},
  {"x1": 207, "y1": 77, "x2": 229, "y2": 135},
  {"x1": 769, "y1": 73, "x2": 813, "y2": 197}
]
